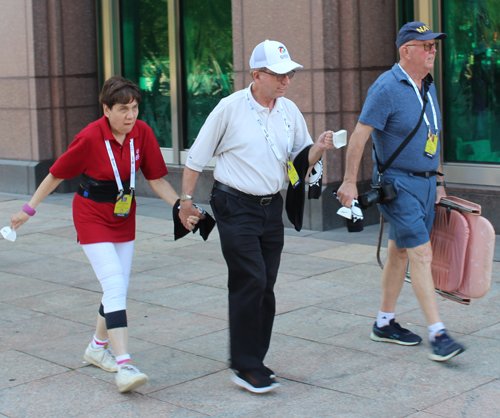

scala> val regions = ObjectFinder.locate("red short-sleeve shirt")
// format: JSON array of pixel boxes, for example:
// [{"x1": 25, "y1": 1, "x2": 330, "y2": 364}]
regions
[{"x1": 50, "y1": 116, "x2": 168, "y2": 244}]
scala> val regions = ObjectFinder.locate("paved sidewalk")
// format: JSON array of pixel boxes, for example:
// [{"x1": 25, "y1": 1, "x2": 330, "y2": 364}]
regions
[{"x1": 1, "y1": 192, "x2": 499, "y2": 418}]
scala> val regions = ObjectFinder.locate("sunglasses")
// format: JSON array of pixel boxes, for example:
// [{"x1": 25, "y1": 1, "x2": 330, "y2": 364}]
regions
[
  {"x1": 405, "y1": 42, "x2": 438, "y2": 52},
  {"x1": 259, "y1": 70, "x2": 296, "y2": 82}
]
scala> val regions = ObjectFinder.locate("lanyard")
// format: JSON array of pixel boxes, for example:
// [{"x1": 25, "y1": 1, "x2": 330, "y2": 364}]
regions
[
  {"x1": 105, "y1": 138, "x2": 135, "y2": 197},
  {"x1": 397, "y1": 64, "x2": 438, "y2": 134},
  {"x1": 245, "y1": 87, "x2": 292, "y2": 164}
]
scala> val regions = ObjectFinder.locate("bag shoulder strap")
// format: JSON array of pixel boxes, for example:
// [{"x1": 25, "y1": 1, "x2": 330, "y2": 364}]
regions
[{"x1": 375, "y1": 75, "x2": 432, "y2": 175}]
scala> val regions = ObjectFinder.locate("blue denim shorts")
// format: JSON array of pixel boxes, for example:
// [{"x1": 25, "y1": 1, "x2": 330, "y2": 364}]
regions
[{"x1": 374, "y1": 168, "x2": 437, "y2": 249}]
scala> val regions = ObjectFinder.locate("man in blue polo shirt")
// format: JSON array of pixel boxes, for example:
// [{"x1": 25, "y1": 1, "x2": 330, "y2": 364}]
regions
[{"x1": 337, "y1": 22, "x2": 465, "y2": 361}]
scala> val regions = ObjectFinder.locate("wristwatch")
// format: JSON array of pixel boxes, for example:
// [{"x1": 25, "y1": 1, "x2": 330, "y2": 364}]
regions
[
  {"x1": 436, "y1": 181, "x2": 447, "y2": 187},
  {"x1": 180, "y1": 193, "x2": 193, "y2": 202}
]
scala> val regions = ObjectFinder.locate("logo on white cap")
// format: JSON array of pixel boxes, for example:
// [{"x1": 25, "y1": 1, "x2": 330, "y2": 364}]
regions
[{"x1": 249, "y1": 40, "x2": 303, "y2": 74}]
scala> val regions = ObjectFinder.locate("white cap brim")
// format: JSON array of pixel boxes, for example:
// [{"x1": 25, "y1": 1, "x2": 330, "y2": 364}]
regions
[{"x1": 266, "y1": 61, "x2": 303, "y2": 74}]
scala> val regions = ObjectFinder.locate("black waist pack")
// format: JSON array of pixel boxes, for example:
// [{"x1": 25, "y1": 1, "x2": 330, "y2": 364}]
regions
[{"x1": 77, "y1": 173, "x2": 132, "y2": 203}]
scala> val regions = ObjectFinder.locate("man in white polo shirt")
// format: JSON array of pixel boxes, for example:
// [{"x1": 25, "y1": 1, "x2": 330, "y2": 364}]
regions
[{"x1": 179, "y1": 40, "x2": 334, "y2": 393}]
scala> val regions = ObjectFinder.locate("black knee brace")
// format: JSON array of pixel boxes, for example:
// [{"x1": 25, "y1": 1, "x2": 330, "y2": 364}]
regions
[
  {"x1": 105, "y1": 309, "x2": 128, "y2": 329},
  {"x1": 98, "y1": 303, "x2": 105, "y2": 318}
]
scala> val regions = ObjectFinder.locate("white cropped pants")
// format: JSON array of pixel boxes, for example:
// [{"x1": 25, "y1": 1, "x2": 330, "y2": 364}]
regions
[{"x1": 82, "y1": 241, "x2": 134, "y2": 313}]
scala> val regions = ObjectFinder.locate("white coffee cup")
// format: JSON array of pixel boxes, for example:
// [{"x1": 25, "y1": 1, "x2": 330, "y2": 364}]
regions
[
  {"x1": 1, "y1": 226, "x2": 17, "y2": 242},
  {"x1": 333, "y1": 129, "x2": 347, "y2": 148}
]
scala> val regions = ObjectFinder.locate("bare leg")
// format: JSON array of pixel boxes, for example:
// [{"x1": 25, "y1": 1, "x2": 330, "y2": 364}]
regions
[
  {"x1": 107, "y1": 327, "x2": 129, "y2": 358},
  {"x1": 407, "y1": 241, "x2": 441, "y2": 325},
  {"x1": 95, "y1": 314, "x2": 108, "y2": 342},
  {"x1": 380, "y1": 239, "x2": 408, "y2": 313}
]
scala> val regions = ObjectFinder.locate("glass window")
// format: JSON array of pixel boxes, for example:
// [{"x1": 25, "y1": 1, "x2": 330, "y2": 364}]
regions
[
  {"x1": 181, "y1": 0, "x2": 233, "y2": 149},
  {"x1": 398, "y1": 0, "x2": 414, "y2": 26},
  {"x1": 121, "y1": 0, "x2": 172, "y2": 148},
  {"x1": 442, "y1": 0, "x2": 500, "y2": 163}
]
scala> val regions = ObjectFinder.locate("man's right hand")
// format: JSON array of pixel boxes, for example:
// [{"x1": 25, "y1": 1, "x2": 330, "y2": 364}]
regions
[{"x1": 337, "y1": 181, "x2": 358, "y2": 208}]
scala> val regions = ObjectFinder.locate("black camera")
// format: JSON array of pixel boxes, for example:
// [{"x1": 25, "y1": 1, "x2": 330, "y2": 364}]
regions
[{"x1": 358, "y1": 183, "x2": 397, "y2": 209}]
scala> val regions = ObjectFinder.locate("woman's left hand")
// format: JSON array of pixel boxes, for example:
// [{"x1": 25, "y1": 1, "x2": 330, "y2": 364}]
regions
[{"x1": 186, "y1": 215, "x2": 200, "y2": 231}]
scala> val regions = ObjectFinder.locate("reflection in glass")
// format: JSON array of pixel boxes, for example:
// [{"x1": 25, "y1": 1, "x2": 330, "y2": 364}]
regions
[
  {"x1": 181, "y1": 0, "x2": 233, "y2": 149},
  {"x1": 442, "y1": 0, "x2": 500, "y2": 163},
  {"x1": 121, "y1": 0, "x2": 172, "y2": 148}
]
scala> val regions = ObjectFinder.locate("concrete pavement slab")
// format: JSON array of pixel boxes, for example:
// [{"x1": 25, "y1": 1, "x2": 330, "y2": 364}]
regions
[
  {"x1": 0, "y1": 314, "x2": 93, "y2": 352},
  {"x1": 327, "y1": 356, "x2": 496, "y2": 411},
  {"x1": 273, "y1": 306, "x2": 369, "y2": 343},
  {"x1": 82, "y1": 396, "x2": 208, "y2": 418},
  {"x1": 145, "y1": 259, "x2": 228, "y2": 282},
  {"x1": 0, "y1": 302, "x2": 45, "y2": 328},
  {"x1": 133, "y1": 283, "x2": 228, "y2": 320},
  {"x1": 423, "y1": 379, "x2": 500, "y2": 418},
  {"x1": 0, "y1": 371, "x2": 129, "y2": 418},
  {"x1": 169, "y1": 330, "x2": 229, "y2": 363},
  {"x1": 128, "y1": 310, "x2": 227, "y2": 346},
  {"x1": 0, "y1": 272, "x2": 66, "y2": 302},
  {"x1": 279, "y1": 252, "x2": 355, "y2": 276},
  {"x1": 312, "y1": 262, "x2": 387, "y2": 288},
  {"x1": 8, "y1": 287, "x2": 101, "y2": 314},
  {"x1": 1, "y1": 350, "x2": 68, "y2": 390},
  {"x1": 318, "y1": 280, "x2": 422, "y2": 317}
]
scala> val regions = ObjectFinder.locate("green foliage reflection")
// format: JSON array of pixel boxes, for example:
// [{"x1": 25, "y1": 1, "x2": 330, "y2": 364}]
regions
[
  {"x1": 122, "y1": 0, "x2": 172, "y2": 148},
  {"x1": 181, "y1": 0, "x2": 234, "y2": 148}
]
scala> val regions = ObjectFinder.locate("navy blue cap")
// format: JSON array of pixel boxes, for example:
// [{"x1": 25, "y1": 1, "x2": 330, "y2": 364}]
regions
[{"x1": 396, "y1": 21, "x2": 447, "y2": 48}]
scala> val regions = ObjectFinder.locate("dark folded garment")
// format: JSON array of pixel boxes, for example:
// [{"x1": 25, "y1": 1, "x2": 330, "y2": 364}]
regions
[{"x1": 172, "y1": 199, "x2": 216, "y2": 241}]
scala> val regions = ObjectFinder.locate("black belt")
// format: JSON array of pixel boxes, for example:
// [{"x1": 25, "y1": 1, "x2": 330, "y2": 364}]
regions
[
  {"x1": 77, "y1": 173, "x2": 132, "y2": 203},
  {"x1": 411, "y1": 170, "x2": 443, "y2": 179},
  {"x1": 213, "y1": 181, "x2": 279, "y2": 206}
]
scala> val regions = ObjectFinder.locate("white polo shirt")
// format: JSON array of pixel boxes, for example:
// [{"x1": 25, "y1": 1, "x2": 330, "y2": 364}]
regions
[{"x1": 186, "y1": 83, "x2": 313, "y2": 196}]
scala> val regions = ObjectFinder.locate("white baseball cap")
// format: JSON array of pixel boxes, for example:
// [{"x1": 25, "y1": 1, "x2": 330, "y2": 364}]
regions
[{"x1": 249, "y1": 40, "x2": 303, "y2": 74}]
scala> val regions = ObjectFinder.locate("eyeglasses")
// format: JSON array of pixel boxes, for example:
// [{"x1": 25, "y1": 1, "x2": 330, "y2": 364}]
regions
[
  {"x1": 259, "y1": 70, "x2": 296, "y2": 82},
  {"x1": 405, "y1": 42, "x2": 438, "y2": 52}
]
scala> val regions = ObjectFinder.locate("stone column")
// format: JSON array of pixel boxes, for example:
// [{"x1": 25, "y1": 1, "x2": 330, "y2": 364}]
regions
[{"x1": 0, "y1": 0, "x2": 99, "y2": 194}]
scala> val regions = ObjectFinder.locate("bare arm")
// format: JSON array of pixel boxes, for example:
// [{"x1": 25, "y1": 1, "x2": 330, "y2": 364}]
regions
[
  {"x1": 148, "y1": 176, "x2": 201, "y2": 230},
  {"x1": 179, "y1": 167, "x2": 202, "y2": 229},
  {"x1": 435, "y1": 160, "x2": 447, "y2": 204},
  {"x1": 336, "y1": 122, "x2": 374, "y2": 207},
  {"x1": 10, "y1": 173, "x2": 64, "y2": 230},
  {"x1": 147, "y1": 177, "x2": 180, "y2": 206},
  {"x1": 308, "y1": 130, "x2": 335, "y2": 166}
]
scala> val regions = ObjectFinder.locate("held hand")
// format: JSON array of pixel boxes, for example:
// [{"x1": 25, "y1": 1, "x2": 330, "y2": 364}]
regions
[
  {"x1": 186, "y1": 215, "x2": 200, "y2": 231},
  {"x1": 317, "y1": 130, "x2": 335, "y2": 150},
  {"x1": 10, "y1": 211, "x2": 30, "y2": 231},
  {"x1": 336, "y1": 181, "x2": 358, "y2": 208},
  {"x1": 179, "y1": 200, "x2": 200, "y2": 230}
]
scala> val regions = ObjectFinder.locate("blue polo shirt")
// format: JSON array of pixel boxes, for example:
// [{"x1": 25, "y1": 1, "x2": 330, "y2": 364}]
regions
[{"x1": 359, "y1": 63, "x2": 442, "y2": 173}]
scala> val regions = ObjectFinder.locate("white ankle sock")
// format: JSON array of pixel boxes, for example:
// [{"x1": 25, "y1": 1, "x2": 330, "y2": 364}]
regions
[
  {"x1": 116, "y1": 354, "x2": 131, "y2": 371},
  {"x1": 376, "y1": 311, "x2": 395, "y2": 328},
  {"x1": 428, "y1": 322, "x2": 445, "y2": 342},
  {"x1": 91, "y1": 335, "x2": 108, "y2": 350}
]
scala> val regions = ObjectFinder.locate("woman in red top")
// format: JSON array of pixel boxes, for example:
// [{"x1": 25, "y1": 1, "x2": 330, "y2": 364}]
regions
[{"x1": 10, "y1": 76, "x2": 199, "y2": 393}]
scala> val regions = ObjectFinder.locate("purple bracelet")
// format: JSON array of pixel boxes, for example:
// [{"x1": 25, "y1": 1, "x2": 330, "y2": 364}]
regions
[{"x1": 22, "y1": 204, "x2": 36, "y2": 216}]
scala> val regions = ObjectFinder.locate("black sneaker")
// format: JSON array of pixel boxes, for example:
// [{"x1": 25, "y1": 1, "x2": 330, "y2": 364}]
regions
[
  {"x1": 231, "y1": 369, "x2": 280, "y2": 394},
  {"x1": 370, "y1": 319, "x2": 422, "y2": 346},
  {"x1": 262, "y1": 365, "x2": 276, "y2": 378},
  {"x1": 429, "y1": 330, "x2": 465, "y2": 361}
]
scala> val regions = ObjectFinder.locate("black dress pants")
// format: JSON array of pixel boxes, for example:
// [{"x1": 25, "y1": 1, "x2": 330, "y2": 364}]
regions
[{"x1": 210, "y1": 187, "x2": 284, "y2": 372}]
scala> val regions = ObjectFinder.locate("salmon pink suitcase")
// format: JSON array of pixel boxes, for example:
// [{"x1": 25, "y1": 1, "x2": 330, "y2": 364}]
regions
[{"x1": 429, "y1": 196, "x2": 495, "y2": 304}]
